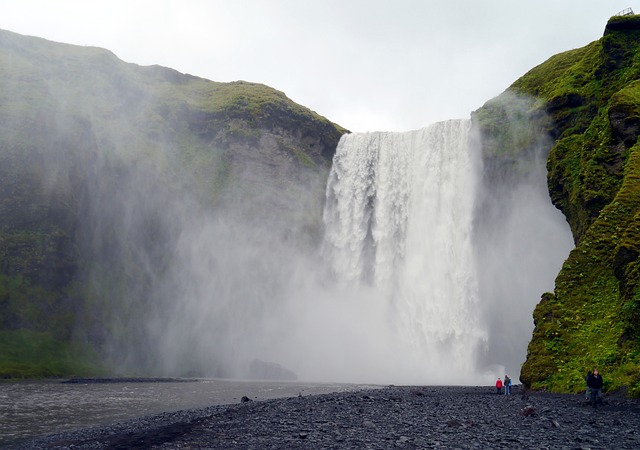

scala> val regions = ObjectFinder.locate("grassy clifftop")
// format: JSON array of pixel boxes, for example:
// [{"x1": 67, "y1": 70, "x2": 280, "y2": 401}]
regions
[{"x1": 477, "y1": 15, "x2": 640, "y2": 396}]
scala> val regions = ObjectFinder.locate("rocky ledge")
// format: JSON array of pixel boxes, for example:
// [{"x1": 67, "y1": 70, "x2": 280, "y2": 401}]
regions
[{"x1": 8, "y1": 385, "x2": 640, "y2": 449}]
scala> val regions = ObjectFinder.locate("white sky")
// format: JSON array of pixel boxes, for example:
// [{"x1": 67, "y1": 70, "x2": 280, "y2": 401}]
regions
[{"x1": 0, "y1": 0, "x2": 633, "y2": 132}]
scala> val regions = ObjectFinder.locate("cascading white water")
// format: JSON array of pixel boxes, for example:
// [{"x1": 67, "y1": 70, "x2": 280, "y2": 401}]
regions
[
  {"x1": 322, "y1": 120, "x2": 488, "y2": 378},
  {"x1": 96, "y1": 100, "x2": 571, "y2": 385}
]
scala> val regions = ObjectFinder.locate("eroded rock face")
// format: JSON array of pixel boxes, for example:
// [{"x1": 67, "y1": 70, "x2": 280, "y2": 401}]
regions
[
  {"x1": 212, "y1": 124, "x2": 332, "y2": 246},
  {"x1": 609, "y1": 104, "x2": 640, "y2": 149}
]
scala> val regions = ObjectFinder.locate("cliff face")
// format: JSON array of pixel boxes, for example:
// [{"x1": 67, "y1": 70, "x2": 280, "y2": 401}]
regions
[
  {"x1": 475, "y1": 15, "x2": 640, "y2": 396},
  {"x1": 0, "y1": 29, "x2": 346, "y2": 377}
]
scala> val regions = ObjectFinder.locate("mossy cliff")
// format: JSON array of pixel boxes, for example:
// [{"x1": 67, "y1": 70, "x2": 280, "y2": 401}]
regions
[
  {"x1": 475, "y1": 15, "x2": 640, "y2": 396},
  {"x1": 0, "y1": 29, "x2": 346, "y2": 378}
]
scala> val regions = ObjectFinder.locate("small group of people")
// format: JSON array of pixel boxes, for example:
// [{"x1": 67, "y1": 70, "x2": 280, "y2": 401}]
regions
[
  {"x1": 586, "y1": 369, "x2": 604, "y2": 408},
  {"x1": 495, "y1": 375, "x2": 512, "y2": 395},
  {"x1": 492, "y1": 369, "x2": 603, "y2": 406}
]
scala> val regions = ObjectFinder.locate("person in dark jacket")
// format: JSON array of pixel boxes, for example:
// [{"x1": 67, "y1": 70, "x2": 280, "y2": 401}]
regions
[{"x1": 586, "y1": 369, "x2": 603, "y2": 408}]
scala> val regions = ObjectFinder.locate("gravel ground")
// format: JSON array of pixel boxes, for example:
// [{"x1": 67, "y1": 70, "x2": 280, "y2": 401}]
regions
[{"x1": 7, "y1": 385, "x2": 640, "y2": 449}]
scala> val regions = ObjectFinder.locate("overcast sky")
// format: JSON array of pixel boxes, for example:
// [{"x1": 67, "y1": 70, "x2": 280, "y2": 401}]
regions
[{"x1": 0, "y1": 0, "x2": 633, "y2": 132}]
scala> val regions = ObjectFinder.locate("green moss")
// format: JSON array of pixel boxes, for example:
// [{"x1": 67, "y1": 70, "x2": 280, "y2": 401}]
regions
[
  {"x1": 277, "y1": 138, "x2": 318, "y2": 170},
  {"x1": 151, "y1": 78, "x2": 347, "y2": 162},
  {"x1": 512, "y1": 42, "x2": 601, "y2": 104}
]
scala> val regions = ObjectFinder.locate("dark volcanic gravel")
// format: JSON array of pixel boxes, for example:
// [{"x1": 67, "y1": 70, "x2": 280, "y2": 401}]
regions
[{"x1": 7, "y1": 385, "x2": 640, "y2": 449}]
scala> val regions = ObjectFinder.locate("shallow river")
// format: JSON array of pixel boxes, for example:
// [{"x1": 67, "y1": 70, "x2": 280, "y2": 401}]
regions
[{"x1": 0, "y1": 378, "x2": 373, "y2": 446}]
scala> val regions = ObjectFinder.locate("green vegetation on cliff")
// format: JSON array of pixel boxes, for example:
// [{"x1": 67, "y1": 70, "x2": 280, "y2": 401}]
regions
[
  {"x1": 0, "y1": 29, "x2": 346, "y2": 378},
  {"x1": 0, "y1": 329, "x2": 105, "y2": 378},
  {"x1": 477, "y1": 15, "x2": 640, "y2": 396}
]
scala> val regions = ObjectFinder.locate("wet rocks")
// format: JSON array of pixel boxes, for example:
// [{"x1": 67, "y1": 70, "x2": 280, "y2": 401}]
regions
[
  {"x1": 9, "y1": 386, "x2": 640, "y2": 449},
  {"x1": 520, "y1": 405, "x2": 537, "y2": 416}
]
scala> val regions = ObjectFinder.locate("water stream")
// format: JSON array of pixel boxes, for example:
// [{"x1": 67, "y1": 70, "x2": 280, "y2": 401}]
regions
[{"x1": 0, "y1": 379, "x2": 372, "y2": 446}]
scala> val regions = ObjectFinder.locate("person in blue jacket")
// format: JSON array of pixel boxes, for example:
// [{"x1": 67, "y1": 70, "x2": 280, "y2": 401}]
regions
[{"x1": 503, "y1": 375, "x2": 512, "y2": 395}]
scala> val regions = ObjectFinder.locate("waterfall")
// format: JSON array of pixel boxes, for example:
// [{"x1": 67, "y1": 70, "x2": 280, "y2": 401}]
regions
[
  {"x1": 116, "y1": 112, "x2": 571, "y2": 385},
  {"x1": 322, "y1": 120, "x2": 488, "y2": 379}
]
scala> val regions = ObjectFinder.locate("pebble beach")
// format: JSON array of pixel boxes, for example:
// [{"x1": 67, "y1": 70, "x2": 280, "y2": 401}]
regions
[{"x1": 8, "y1": 385, "x2": 640, "y2": 449}]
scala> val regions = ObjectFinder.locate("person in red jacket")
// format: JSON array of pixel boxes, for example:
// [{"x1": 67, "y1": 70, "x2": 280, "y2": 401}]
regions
[{"x1": 495, "y1": 377, "x2": 503, "y2": 395}]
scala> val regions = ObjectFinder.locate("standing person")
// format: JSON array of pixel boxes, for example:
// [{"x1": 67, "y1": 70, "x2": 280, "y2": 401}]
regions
[
  {"x1": 504, "y1": 375, "x2": 511, "y2": 395},
  {"x1": 586, "y1": 369, "x2": 603, "y2": 408},
  {"x1": 495, "y1": 377, "x2": 503, "y2": 395}
]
